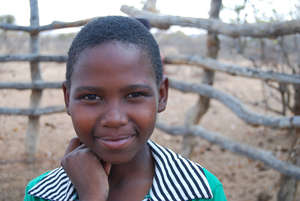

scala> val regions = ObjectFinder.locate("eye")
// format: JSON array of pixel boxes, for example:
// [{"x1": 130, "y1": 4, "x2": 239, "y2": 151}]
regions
[
  {"x1": 80, "y1": 94, "x2": 102, "y2": 101},
  {"x1": 126, "y1": 92, "x2": 148, "y2": 99}
]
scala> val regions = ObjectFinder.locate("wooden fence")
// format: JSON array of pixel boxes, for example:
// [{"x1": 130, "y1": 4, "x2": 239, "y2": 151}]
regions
[{"x1": 1, "y1": 0, "x2": 300, "y2": 180}]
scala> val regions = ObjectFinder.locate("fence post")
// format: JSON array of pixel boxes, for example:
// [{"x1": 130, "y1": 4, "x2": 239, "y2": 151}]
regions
[
  {"x1": 25, "y1": 0, "x2": 42, "y2": 162},
  {"x1": 182, "y1": 0, "x2": 222, "y2": 157},
  {"x1": 277, "y1": 69, "x2": 300, "y2": 201}
]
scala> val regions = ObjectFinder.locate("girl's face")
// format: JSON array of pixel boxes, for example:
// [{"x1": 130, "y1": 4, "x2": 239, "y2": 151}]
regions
[{"x1": 63, "y1": 41, "x2": 168, "y2": 164}]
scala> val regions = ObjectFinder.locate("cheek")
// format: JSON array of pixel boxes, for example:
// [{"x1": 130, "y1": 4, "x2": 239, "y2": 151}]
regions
[
  {"x1": 69, "y1": 105, "x2": 97, "y2": 139},
  {"x1": 131, "y1": 102, "x2": 157, "y2": 133}
]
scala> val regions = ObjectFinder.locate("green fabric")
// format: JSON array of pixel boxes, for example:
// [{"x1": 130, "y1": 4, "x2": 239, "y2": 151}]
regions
[
  {"x1": 191, "y1": 167, "x2": 227, "y2": 201},
  {"x1": 24, "y1": 168, "x2": 227, "y2": 201},
  {"x1": 24, "y1": 171, "x2": 51, "y2": 201}
]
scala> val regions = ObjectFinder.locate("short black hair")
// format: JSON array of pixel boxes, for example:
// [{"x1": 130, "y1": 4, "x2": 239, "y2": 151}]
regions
[
  {"x1": 66, "y1": 16, "x2": 162, "y2": 88},
  {"x1": 135, "y1": 18, "x2": 151, "y2": 30}
]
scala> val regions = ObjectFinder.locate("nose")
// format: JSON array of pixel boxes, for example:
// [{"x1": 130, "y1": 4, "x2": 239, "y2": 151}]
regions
[{"x1": 100, "y1": 103, "x2": 128, "y2": 128}]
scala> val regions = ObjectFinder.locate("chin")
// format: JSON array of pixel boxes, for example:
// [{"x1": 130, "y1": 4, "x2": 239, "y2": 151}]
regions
[{"x1": 97, "y1": 151, "x2": 137, "y2": 165}]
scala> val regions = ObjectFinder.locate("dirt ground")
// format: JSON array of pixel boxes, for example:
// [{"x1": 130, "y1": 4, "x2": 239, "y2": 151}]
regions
[{"x1": 0, "y1": 56, "x2": 298, "y2": 201}]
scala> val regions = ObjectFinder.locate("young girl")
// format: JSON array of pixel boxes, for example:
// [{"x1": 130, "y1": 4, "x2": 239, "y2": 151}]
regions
[{"x1": 24, "y1": 16, "x2": 226, "y2": 201}]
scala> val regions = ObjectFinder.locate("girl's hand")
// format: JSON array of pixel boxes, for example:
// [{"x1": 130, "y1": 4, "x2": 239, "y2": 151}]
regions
[{"x1": 61, "y1": 137, "x2": 111, "y2": 201}]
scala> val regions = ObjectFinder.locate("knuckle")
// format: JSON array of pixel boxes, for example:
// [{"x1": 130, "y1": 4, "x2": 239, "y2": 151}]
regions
[{"x1": 69, "y1": 137, "x2": 80, "y2": 144}]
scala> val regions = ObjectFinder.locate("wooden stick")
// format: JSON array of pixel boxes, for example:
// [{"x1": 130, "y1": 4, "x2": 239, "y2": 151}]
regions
[
  {"x1": 156, "y1": 122, "x2": 300, "y2": 180},
  {"x1": 121, "y1": 5, "x2": 300, "y2": 38},
  {"x1": 169, "y1": 78, "x2": 300, "y2": 128},
  {"x1": 164, "y1": 55, "x2": 300, "y2": 85},
  {"x1": 0, "y1": 81, "x2": 62, "y2": 90},
  {"x1": 0, "y1": 18, "x2": 92, "y2": 33},
  {"x1": 0, "y1": 54, "x2": 67, "y2": 62},
  {"x1": 0, "y1": 24, "x2": 32, "y2": 32},
  {"x1": 26, "y1": 0, "x2": 42, "y2": 161},
  {"x1": 0, "y1": 106, "x2": 65, "y2": 116}
]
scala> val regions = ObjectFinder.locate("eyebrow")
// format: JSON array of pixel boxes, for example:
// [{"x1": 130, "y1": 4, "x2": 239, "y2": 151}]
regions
[
  {"x1": 123, "y1": 84, "x2": 153, "y2": 92},
  {"x1": 73, "y1": 84, "x2": 154, "y2": 93},
  {"x1": 73, "y1": 86, "x2": 105, "y2": 93}
]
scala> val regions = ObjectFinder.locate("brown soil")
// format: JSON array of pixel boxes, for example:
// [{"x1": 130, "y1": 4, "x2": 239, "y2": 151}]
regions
[{"x1": 0, "y1": 60, "x2": 298, "y2": 201}]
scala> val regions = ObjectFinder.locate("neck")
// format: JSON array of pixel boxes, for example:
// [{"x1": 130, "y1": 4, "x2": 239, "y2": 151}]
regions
[{"x1": 108, "y1": 143, "x2": 154, "y2": 185}]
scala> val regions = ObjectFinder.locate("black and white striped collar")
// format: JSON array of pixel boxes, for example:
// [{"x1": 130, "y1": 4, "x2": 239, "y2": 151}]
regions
[
  {"x1": 28, "y1": 167, "x2": 77, "y2": 201},
  {"x1": 28, "y1": 140, "x2": 213, "y2": 201},
  {"x1": 148, "y1": 140, "x2": 213, "y2": 200}
]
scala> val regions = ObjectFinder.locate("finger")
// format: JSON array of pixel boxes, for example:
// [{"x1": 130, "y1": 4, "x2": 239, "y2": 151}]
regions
[
  {"x1": 65, "y1": 137, "x2": 81, "y2": 155},
  {"x1": 61, "y1": 144, "x2": 88, "y2": 168}
]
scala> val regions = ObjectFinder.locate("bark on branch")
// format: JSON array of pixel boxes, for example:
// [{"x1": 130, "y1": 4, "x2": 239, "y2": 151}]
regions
[
  {"x1": 0, "y1": 18, "x2": 92, "y2": 33},
  {"x1": 0, "y1": 24, "x2": 32, "y2": 32},
  {"x1": 0, "y1": 106, "x2": 65, "y2": 116},
  {"x1": 0, "y1": 54, "x2": 67, "y2": 62},
  {"x1": 37, "y1": 18, "x2": 92, "y2": 32},
  {"x1": 121, "y1": 5, "x2": 300, "y2": 38},
  {"x1": 26, "y1": 0, "x2": 42, "y2": 161},
  {"x1": 0, "y1": 81, "x2": 62, "y2": 90},
  {"x1": 156, "y1": 122, "x2": 300, "y2": 180},
  {"x1": 164, "y1": 55, "x2": 300, "y2": 85},
  {"x1": 169, "y1": 78, "x2": 300, "y2": 128}
]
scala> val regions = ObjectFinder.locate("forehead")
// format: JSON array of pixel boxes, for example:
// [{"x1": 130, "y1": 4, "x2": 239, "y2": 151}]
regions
[
  {"x1": 76, "y1": 41, "x2": 152, "y2": 70},
  {"x1": 71, "y1": 41, "x2": 156, "y2": 87}
]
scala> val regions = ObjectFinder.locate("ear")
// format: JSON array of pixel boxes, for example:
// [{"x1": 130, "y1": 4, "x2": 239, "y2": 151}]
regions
[
  {"x1": 158, "y1": 76, "x2": 168, "y2": 113},
  {"x1": 62, "y1": 81, "x2": 71, "y2": 115}
]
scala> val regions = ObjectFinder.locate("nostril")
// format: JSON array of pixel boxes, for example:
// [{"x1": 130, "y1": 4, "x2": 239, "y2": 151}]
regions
[{"x1": 100, "y1": 109, "x2": 128, "y2": 128}]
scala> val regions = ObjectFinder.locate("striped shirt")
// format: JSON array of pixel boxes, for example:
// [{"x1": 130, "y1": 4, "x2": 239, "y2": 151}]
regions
[{"x1": 25, "y1": 140, "x2": 226, "y2": 201}]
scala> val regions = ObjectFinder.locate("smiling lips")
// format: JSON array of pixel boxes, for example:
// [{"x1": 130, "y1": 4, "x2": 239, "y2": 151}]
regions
[{"x1": 95, "y1": 134, "x2": 136, "y2": 150}]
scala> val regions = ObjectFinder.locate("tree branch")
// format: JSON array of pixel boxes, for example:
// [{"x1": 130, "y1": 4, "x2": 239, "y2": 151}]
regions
[
  {"x1": 156, "y1": 122, "x2": 300, "y2": 179},
  {"x1": 0, "y1": 54, "x2": 67, "y2": 62},
  {"x1": 37, "y1": 18, "x2": 92, "y2": 32},
  {"x1": 0, "y1": 18, "x2": 92, "y2": 33},
  {"x1": 0, "y1": 24, "x2": 32, "y2": 32},
  {"x1": 0, "y1": 106, "x2": 65, "y2": 116},
  {"x1": 0, "y1": 81, "x2": 62, "y2": 90},
  {"x1": 169, "y1": 78, "x2": 300, "y2": 128},
  {"x1": 121, "y1": 5, "x2": 300, "y2": 38},
  {"x1": 164, "y1": 55, "x2": 300, "y2": 85}
]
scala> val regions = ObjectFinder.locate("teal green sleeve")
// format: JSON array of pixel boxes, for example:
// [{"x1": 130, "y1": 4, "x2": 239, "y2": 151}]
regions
[
  {"x1": 192, "y1": 168, "x2": 227, "y2": 201},
  {"x1": 24, "y1": 171, "x2": 50, "y2": 201}
]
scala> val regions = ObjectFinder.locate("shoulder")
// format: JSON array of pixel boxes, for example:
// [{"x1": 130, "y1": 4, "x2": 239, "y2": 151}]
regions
[
  {"x1": 200, "y1": 168, "x2": 227, "y2": 201},
  {"x1": 24, "y1": 167, "x2": 77, "y2": 201},
  {"x1": 147, "y1": 140, "x2": 227, "y2": 201},
  {"x1": 24, "y1": 171, "x2": 51, "y2": 201}
]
